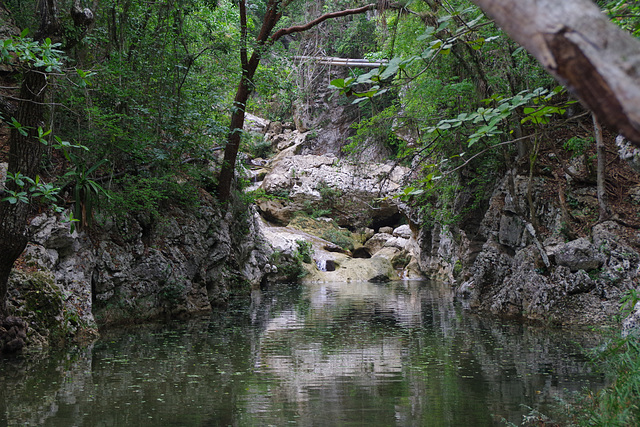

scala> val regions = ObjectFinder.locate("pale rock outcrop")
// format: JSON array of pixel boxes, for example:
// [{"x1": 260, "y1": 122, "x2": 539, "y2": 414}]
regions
[
  {"x1": 372, "y1": 246, "x2": 402, "y2": 262},
  {"x1": 403, "y1": 258, "x2": 425, "y2": 280},
  {"x1": 0, "y1": 162, "x2": 6, "y2": 188},
  {"x1": 244, "y1": 113, "x2": 270, "y2": 134},
  {"x1": 393, "y1": 224, "x2": 412, "y2": 239},
  {"x1": 259, "y1": 152, "x2": 410, "y2": 228},
  {"x1": 304, "y1": 256, "x2": 399, "y2": 283},
  {"x1": 384, "y1": 236, "x2": 410, "y2": 251},
  {"x1": 364, "y1": 233, "x2": 392, "y2": 255},
  {"x1": 622, "y1": 301, "x2": 640, "y2": 337},
  {"x1": 258, "y1": 219, "x2": 400, "y2": 284},
  {"x1": 359, "y1": 224, "x2": 422, "y2": 279}
]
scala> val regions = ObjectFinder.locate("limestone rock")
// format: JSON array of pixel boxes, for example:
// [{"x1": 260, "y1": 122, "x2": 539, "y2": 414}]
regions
[
  {"x1": 552, "y1": 266, "x2": 595, "y2": 296},
  {"x1": 402, "y1": 257, "x2": 425, "y2": 280},
  {"x1": 384, "y1": 236, "x2": 409, "y2": 251},
  {"x1": 622, "y1": 301, "x2": 640, "y2": 337},
  {"x1": 11, "y1": 196, "x2": 273, "y2": 337},
  {"x1": 244, "y1": 113, "x2": 270, "y2": 134},
  {"x1": 498, "y1": 214, "x2": 524, "y2": 248},
  {"x1": 616, "y1": 134, "x2": 640, "y2": 174},
  {"x1": 256, "y1": 199, "x2": 296, "y2": 225},
  {"x1": 393, "y1": 224, "x2": 412, "y2": 239},
  {"x1": 592, "y1": 221, "x2": 640, "y2": 284},
  {"x1": 361, "y1": 227, "x2": 375, "y2": 241},
  {"x1": 421, "y1": 167, "x2": 640, "y2": 325},
  {"x1": 364, "y1": 233, "x2": 392, "y2": 256},
  {"x1": 553, "y1": 238, "x2": 606, "y2": 272},
  {"x1": 260, "y1": 153, "x2": 410, "y2": 228},
  {"x1": 372, "y1": 246, "x2": 401, "y2": 259},
  {"x1": 303, "y1": 257, "x2": 399, "y2": 283},
  {"x1": 0, "y1": 162, "x2": 7, "y2": 189}
]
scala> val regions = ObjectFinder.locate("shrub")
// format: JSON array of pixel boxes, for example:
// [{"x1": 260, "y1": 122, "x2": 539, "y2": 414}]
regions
[
  {"x1": 321, "y1": 229, "x2": 354, "y2": 251},
  {"x1": 563, "y1": 136, "x2": 594, "y2": 158},
  {"x1": 295, "y1": 239, "x2": 314, "y2": 264}
]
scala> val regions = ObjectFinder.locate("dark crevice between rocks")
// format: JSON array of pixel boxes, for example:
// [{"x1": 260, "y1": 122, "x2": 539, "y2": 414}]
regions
[
  {"x1": 352, "y1": 247, "x2": 371, "y2": 259},
  {"x1": 0, "y1": 316, "x2": 27, "y2": 355},
  {"x1": 369, "y1": 212, "x2": 405, "y2": 232}
]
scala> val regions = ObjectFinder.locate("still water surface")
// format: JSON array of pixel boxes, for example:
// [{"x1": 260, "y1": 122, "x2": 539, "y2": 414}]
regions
[{"x1": 0, "y1": 280, "x2": 605, "y2": 426}]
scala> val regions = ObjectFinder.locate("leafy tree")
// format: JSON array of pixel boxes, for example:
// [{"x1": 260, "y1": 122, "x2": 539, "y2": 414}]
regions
[
  {"x1": 470, "y1": 0, "x2": 640, "y2": 146},
  {"x1": 216, "y1": 0, "x2": 378, "y2": 202},
  {"x1": 0, "y1": 1, "x2": 94, "y2": 319}
]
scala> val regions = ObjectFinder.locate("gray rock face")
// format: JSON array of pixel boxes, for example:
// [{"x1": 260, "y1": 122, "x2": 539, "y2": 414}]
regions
[
  {"x1": 8, "y1": 198, "x2": 273, "y2": 335},
  {"x1": 616, "y1": 134, "x2": 640, "y2": 174},
  {"x1": 420, "y1": 170, "x2": 640, "y2": 326},
  {"x1": 293, "y1": 67, "x2": 392, "y2": 162},
  {"x1": 498, "y1": 214, "x2": 525, "y2": 248},
  {"x1": 622, "y1": 302, "x2": 640, "y2": 337},
  {"x1": 19, "y1": 215, "x2": 97, "y2": 340},
  {"x1": 553, "y1": 238, "x2": 606, "y2": 272}
]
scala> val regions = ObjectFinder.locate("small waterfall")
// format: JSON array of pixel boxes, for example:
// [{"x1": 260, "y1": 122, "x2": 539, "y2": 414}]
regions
[{"x1": 315, "y1": 258, "x2": 335, "y2": 272}]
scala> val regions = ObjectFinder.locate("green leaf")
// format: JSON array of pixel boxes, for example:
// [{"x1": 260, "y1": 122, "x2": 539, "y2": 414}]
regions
[
  {"x1": 379, "y1": 57, "x2": 403, "y2": 81},
  {"x1": 511, "y1": 46, "x2": 526, "y2": 56},
  {"x1": 417, "y1": 27, "x2": 435, "y2": 41},
  {"x1": 328, "y1": 78, "x2": 345, "y2": 89}
]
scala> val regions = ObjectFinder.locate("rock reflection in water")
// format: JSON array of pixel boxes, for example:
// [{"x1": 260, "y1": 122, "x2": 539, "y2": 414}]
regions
[{"x1": 0, "y1": 280, "x2": 604, "y2": 426}]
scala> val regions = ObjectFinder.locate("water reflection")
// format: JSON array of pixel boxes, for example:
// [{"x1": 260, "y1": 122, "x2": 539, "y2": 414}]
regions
[{"x1": 0, "y1": 280, "x2": 604, "y2": 426}]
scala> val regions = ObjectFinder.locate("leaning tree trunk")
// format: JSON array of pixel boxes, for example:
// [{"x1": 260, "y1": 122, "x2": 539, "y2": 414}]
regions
[
  {"x1": 0, "y1": 69, "x2": 48, "y2": 318},
  {"x1": 216, "y1": 0, "x2": 278, "y2": 203},
  {"x1": 216, "y1": 68, "x2": 259, "y2": 202},
  {"x1": 0, "y1": 0, "x2": 93, "y2": 323},
  {"x1": 470, "y1": 0, "x2": 640, "y2": 146}
]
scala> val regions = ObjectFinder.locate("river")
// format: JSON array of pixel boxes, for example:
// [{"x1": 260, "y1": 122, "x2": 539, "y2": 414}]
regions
[{"x1": 0, "y1": 280, "x2": 605, "y2": 426}]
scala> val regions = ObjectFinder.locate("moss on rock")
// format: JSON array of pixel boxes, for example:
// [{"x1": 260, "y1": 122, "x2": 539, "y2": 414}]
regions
[{"x1": 7, "y1": 270, "x2": 95, "y2": 348}]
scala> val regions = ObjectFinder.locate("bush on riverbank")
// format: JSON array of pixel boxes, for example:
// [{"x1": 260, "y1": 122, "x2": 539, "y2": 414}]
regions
[{"x1": 579, "y1": 337, "x2": 640, "y2": 426}]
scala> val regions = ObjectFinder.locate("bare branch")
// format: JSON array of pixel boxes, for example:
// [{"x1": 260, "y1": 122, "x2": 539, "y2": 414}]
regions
[{"x1": 271, "y1": 4, "x2": 376, "y2": 42}]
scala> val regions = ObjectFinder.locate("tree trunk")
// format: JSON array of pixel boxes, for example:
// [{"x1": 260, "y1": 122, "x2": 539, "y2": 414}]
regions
[
  {"x1": 216, "y1": 0, "x2": 276, "y2": 203},
  {"x1": 470, "y1": 0, "x2": 640, "y2": 146},
  {"x1": 0, "y1": 69, "x2": 48, "y2": 318},
  {"x1": 216, "y1": 68, "x2": 258, "y2": 202},
  {"x1": 593, "y1": 113, "x2": 609, "y2": 221}
]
